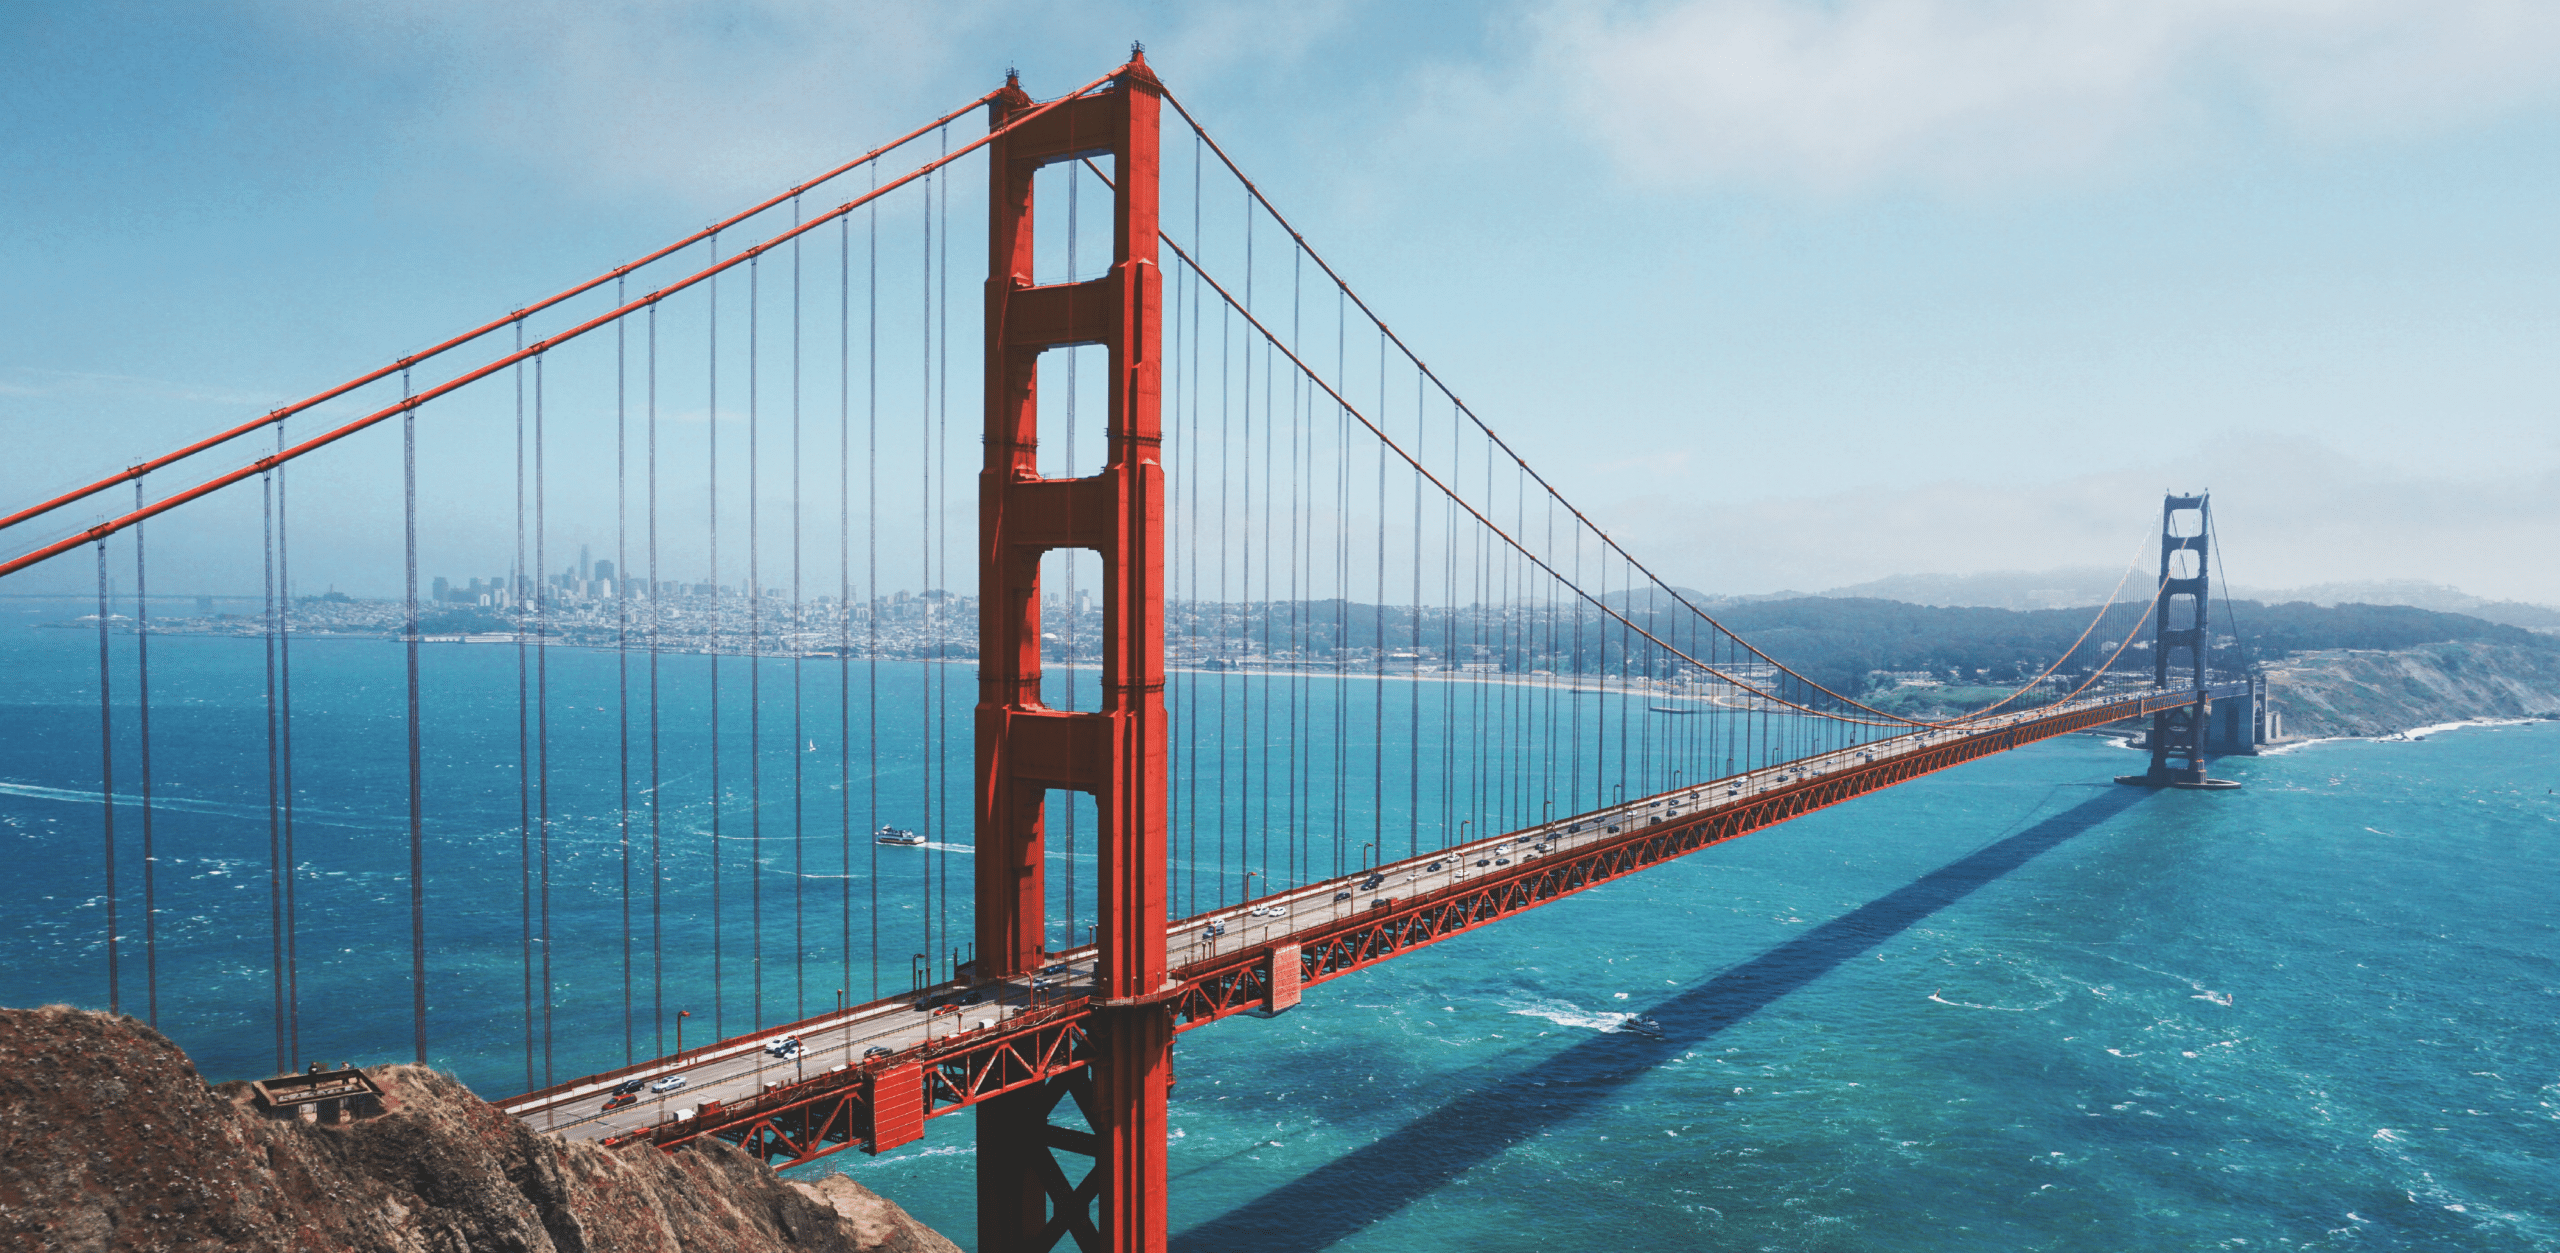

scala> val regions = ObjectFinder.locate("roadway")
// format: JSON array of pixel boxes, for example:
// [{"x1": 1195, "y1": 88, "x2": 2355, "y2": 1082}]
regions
[{"x1": 507, "y1": 680, "x2": 2198, "y2": 1145}]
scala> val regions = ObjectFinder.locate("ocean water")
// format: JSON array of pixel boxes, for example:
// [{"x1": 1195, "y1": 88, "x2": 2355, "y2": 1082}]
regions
[
  {"x1": 848, "y1": 719, "x2": 2560, "y2": 1252},
  {"x1": 5, "y1": 600, "x2": 2556, "y2": 1250}
]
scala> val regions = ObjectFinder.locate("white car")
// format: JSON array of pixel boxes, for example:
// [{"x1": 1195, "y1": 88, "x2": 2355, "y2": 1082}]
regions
[
  {"x1": 763, "y1": 1036, "x2": 801, "y2": 1059},
  {"x1": 649, "y1": 1075, "x2": 688, "y2": 1094}
]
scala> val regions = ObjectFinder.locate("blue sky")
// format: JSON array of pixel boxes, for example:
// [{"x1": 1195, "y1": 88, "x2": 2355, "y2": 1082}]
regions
[{"x1": 6, "y1": 1, "x2": 2557, "y2": 601}]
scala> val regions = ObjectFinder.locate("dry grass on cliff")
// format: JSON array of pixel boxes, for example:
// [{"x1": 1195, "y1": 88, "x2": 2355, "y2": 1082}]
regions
[{"x1": 2267, "y1": 640, "x2": 2560, "y2": 739}]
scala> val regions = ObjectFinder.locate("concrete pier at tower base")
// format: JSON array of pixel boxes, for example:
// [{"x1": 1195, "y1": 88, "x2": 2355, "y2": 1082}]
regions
[{"x1": 2113, "y1": 771, "x2": 2244, "y2": 790}]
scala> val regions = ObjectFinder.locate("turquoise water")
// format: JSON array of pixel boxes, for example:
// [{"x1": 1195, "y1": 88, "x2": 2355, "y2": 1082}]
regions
[
  {"x1": 843, "y1": 721, "x2": 2560, "y2": 1251},
  {"x1": 5, "y1": 598, "x2": 2556, "y2": 1249}
]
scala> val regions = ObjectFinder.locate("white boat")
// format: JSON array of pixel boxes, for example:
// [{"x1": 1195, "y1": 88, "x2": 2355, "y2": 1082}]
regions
[{"x1": 874, "y1": 825, "x2": 926, "y2": 846}]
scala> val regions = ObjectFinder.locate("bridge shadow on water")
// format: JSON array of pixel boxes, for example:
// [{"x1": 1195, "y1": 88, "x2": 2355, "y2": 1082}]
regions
[{"x1": 1170, "y1": 785, "x2": 2149, "y2": 1252}]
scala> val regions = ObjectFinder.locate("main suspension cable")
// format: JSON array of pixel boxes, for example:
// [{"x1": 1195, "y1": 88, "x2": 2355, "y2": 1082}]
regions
[
  {"x1": 0, "y1": 88, "x2": 1013, "y2": 540},
  {"x1": 0, "y1": 70, "x2": 1126, "y2": 584}
]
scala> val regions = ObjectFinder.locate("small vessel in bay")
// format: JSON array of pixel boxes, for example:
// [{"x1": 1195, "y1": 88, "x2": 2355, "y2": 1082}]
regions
[{"x1": 874, "y1": 825, "x2": 926, "y2": 846}]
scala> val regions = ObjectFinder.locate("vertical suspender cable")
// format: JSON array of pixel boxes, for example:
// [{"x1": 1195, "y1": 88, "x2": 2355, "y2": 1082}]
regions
[
  {"x1": 920, "y1": 161, "x2": 936, "y2": 973},
  {"x1": 1342, "y1": 301, "x2": 1355, "y2": 862},
  {"x1": 1374, "y1": 329, "x2": 1387, "y2": 857},
  {"x1": 1410, "y1": 374, "x2": 1422, "y2": 857},
  {"x1": 95, "y1": 543, "x2": 118, "y2": 1016},
  {"x1": 936, "y1": 129, "x2": 947, "y2": 968},
  {"x1": 837, "y1": 207, "x2": 852, "y2": 1005},
  {"x1": 277, "y1": 428, "x2": 300, "y2": 1071},
  {"x1": 750, "y1": 251, "x2": 765, "y2": 1030},
  {"x1": 648, "y1": 303, "x2": 665, "y2": 1055},
  {"x1": 1288, "y1": 249, "x2": 1303, "y2": 889},
  {"x1": 1187, "y1": 138, "x2": 1201, "y2": 916},
  {"x1": 515, "y1": 324, "x2": 534, "y2": 1091},
  {"x1": 1442, "y1": 398, "x2": 1457, "y2": 851},
  {"x1": 1213, "y1": 266, "x2": 1223, "y2": 896},
  {"x1": 866, "y1": 173, "x2": 880, "y2": 1000},
  {"x1": 1241, "y1": 191, "x2": 1255, "y2": 895},
  {"x1": 262, "y1": 468, "x2": 284, "y2": 1071},
  {"x1": 709, "y1": 233, "x2": 725, "y2": 1040},
  {"x1": 403, "y1": 370, "x2": 427, "y2": 1064},
  {"x1": 535, "y1": 351, "x2": 554, "y2": 1095},
  {"x1": 1569, "y1": 511, "x2": 1582, "y2": 810},
  {"x1": 791, "y1": 198, "x2": 806, "y2": 1021},
  {"x1": 844, "y1": 207, "x2": 855, "y2": 1004},
  {"x1": 937, "y1": 128, "x2": 953, "y2": 968},
  {"x1": 133, "y1": 481, "x2": 157, "y2": 1026},
  {"x1": 617, "y1": 283, "x2": 633, "y2": 1065}
]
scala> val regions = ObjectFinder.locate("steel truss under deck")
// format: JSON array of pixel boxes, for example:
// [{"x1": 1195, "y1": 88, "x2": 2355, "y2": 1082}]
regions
[{"x1": 589, "y1": 680, "x2": 2242, "y2": 1180}]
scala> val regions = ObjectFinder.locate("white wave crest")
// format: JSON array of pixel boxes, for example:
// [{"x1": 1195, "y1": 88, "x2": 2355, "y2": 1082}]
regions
[{"x1": 1504, "y1": 997, "x2": 1637, "y2": 1033}]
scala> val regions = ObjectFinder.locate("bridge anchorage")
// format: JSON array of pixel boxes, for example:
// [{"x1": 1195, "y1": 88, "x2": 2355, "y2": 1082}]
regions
[{"x1": 2, "y1": 46, "x2": 2289, "y2": 1253}]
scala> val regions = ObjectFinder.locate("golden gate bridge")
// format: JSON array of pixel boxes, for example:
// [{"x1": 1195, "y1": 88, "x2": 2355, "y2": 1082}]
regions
[{"x1": 0, "y1": 51, "x2": 2264, "y2": 1253}]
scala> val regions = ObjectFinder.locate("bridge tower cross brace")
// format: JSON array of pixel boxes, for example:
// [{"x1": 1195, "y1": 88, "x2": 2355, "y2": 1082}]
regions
[{"x1": 974, "y1": 57, "x2": 1170, "y2": 1253}]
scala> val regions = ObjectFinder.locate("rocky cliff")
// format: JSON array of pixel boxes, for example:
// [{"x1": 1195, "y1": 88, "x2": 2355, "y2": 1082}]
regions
[
  {"x1": 2265, "y1": 640, "x2": 2560, "y2": 740},
  {"x1": 0, "y1": 1005, "x2": 959, "y2": 1253}
]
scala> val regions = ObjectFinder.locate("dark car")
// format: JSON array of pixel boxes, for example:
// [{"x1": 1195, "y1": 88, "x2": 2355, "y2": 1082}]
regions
[
  {"x1": 1359, "y1": 873, "x2": 1385, "y2": 890},
  {"x1": 1333, "y1": 891, "x2": 1352, "y2": 902},
  {"x1": 1369, "y1": 897, "x2": 1395, "y2": 910},
  {"x1": 611, "y1": 1077, "x2": 647, "y2": 1096},
  {"x1": 863, "y1": 1045, "x2": 893, "y2": 1060},
  {"x1": 1426, "y1": 861, "x2": 1444, "y2": 872}
]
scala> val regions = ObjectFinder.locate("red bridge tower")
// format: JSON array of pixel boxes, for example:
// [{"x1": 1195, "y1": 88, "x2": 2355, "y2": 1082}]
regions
[{"x1": 974, "y1": 55, "x2": 1171, "y2": 1253}]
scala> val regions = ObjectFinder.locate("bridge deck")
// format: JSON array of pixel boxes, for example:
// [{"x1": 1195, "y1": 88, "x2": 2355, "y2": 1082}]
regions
[{"x1": 501, "y1": 681, "x2": 2241, "y2": 1164}]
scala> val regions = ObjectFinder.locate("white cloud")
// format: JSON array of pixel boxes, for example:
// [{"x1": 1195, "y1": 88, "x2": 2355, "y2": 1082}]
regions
[
  {"x1": 252, "y1": 0, "x2": 1356, "y2": 212},
  {"x1": 257, "y1": 1, "x2": 989, "y2": 211},
  {"x1": 1518, "y1": 0, "x2": 2560, "y2": 191}
]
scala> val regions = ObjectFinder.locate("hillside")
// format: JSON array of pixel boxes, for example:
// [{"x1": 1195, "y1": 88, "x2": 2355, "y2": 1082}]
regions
[
  {"x1": 1801, "y1": 571, "x2": 2560, "y2": 634},
  {"x1": 0, "y1": 1004, "x2": 957, "y2": 1253},
  {"x1": 2261, "y1": 641, "x2": 2560, "y2": 739},
  {"x1": 1700, "y1": 596, "x2": 2554, "y2": 700}
]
